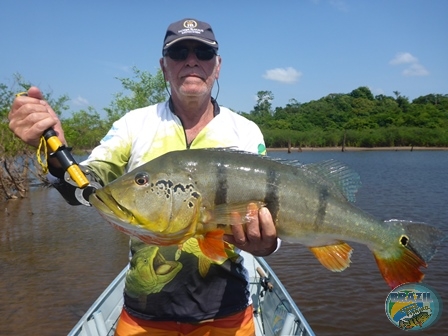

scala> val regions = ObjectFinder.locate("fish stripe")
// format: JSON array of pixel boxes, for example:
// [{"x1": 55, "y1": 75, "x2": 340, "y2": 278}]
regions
[
  {"x1": 214, "y1": 163, "x2": 228, "y2": 205},
  {"x1": 314, "y1": 187, "x2": 330, "y2": 229},
  {"x1": 264, "y1": 168, "x2": 280, "y2": 221}
]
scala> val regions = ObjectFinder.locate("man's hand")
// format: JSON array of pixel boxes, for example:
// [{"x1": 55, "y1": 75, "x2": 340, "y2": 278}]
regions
[
  {"x1": 224, "y1": 203, "x2": 278, "y2": 256},
  {"x1": 8, "y1": 86, "x2": 66, "y2": 148}
]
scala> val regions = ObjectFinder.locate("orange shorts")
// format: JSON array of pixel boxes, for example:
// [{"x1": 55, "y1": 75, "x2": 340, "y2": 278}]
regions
[{"x1": 114, "y1": 305, "x2": 255, "y2": 336}]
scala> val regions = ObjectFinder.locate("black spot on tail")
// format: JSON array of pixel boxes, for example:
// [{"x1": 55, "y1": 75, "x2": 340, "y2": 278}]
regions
[{"x1": 400, "y1": 235, "x2": 409, "y2": 246}]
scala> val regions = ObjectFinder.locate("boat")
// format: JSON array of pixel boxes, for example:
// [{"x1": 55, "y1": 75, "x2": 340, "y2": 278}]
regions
[{"x1": 68, "y1": 251, "x2": 315, "y2": 336}]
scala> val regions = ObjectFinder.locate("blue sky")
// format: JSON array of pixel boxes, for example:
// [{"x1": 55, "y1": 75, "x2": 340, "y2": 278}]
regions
[{"x1": 1, "y1": 0, "x2": 447, "y2": 118}]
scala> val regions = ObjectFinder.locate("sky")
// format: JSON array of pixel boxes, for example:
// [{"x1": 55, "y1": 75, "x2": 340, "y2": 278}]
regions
[{"x1": 1, "y1": 0, "x2": 447, "y2": 118}]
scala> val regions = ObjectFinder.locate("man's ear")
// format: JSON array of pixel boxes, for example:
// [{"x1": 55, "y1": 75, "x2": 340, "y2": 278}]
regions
[
  {"x1": 159, "y1": 58, "x2": 168, "y2": 81},
  {"x1": 215, "y1": 56, "x2": 222, "y2": 79}
]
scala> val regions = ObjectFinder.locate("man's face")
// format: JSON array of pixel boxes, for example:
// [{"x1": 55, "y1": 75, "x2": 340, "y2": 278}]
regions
[{"x1": 161, "y1": 40, "x2": 221, "y2": 100}]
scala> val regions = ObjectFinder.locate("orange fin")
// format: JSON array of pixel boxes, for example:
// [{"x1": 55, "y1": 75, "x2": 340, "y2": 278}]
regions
[
  {"x1": 373, "y1": 247, "x2": 427, "y2": 289},
  {"x1": 309, "y1": 242, "x2": 353, "y2": 272},
  {"x1": 197, "y1": 229, "x2": 228, "y2": 262},
  {"x1": 198, "y1": 255, "x2": 212, "y2": 278}
]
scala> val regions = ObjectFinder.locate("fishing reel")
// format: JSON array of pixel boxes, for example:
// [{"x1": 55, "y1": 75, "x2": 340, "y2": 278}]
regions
[{"x1": 257, "y1": 266, "x2": 273, "y2": 297}]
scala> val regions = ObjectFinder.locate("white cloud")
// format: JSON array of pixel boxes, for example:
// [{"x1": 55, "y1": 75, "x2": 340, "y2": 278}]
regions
[
  {"x1": 263, "y1": 67, "x2": 302, "y2": 84},
  {"x1": 403, "y1": 63, "x2": 429, "y2": 77},
  {"x1": 73, "y1": 96, "x2": 89, "y2": 106},
  {"x1": 389, "y1": 52, "x2": 429, "y2": 77},
  {"x1": 389, "y1": 52, "x2": 418, "y2": 65}
]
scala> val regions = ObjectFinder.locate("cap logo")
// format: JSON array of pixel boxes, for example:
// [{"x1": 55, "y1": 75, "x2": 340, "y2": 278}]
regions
[
  {"x1": 163, "y1": 18, "x2": 218, "y2": 50},
  {"x1": 176, "y1": 19, "x2": 205, "y2": 37},
  {"x1": 183, "y1": 20, "x2": 198, "y2": 29}
]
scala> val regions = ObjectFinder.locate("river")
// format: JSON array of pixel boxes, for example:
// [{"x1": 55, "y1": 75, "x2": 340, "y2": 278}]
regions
[{"x1": 0, "y1": 150, "x2": 447, "y2": 335}]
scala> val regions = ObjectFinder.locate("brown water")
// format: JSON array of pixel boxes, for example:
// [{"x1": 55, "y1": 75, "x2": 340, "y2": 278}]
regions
[
  {"x1": 0, "y1": 151, "x2": 447, "y2": 335},
  {"x1": 0, "y1": 188, "x2": 130, "y2": 335}
]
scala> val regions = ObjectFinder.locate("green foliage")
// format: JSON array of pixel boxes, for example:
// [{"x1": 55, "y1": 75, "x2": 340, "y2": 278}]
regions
[
  {"x1": 261, "y1": 127, "x2": 448, "y2": 148},
  {"x1": 245, "y1": 86, "x2": 448, "y2": 148},
  {"x1": 350, "y1": 86, "x2": 374, "y2": 100},
  {"x1": 103, "y1": 66, "x2": 168, "y2": 129},
  {"x1": 61, "y1": 67, "x2": 169, "y2": 149},
  {"x1": 0, "y1": 75, "x2": 69, "y2": 157},
  {"x1": 251, "y1": 90, "x2": 274, "y2": 118},
  {"x1": 62, "y1": 107, "x2": 106, "y2": 149}
]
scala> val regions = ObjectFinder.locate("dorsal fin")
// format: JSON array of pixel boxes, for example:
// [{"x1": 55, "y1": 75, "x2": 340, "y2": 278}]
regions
[
  {"x1": 303, "y1": 160, "x2": 361, "y2": 202},
  {"x1": 196, "y1": 148, "x2": 360, "y2": 202}
]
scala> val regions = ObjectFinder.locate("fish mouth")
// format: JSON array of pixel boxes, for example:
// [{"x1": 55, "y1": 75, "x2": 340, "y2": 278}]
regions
[
  {"x1": 89, "y1": 189, "x2": 134, "y2": 223},
  {"x1": 151, "y1": 248, "x2": 180, "y2": 276}
]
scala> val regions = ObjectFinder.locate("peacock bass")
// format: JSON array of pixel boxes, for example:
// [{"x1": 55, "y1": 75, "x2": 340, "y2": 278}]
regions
[{"x1": 89, "y1": 148, "x2": 446, "y2": 289}]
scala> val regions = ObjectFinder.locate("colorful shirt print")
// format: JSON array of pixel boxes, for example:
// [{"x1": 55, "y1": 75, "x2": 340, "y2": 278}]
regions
[{"x1": 82, "y1": 100, "x2": 266, "y2": 322}]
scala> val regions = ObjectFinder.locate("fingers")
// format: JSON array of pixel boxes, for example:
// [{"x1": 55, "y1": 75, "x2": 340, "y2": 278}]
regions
[
  {"x1": 224, "y1": 203, "x2": 278, "y2": 256},
  {"x1": 27, "y1": 86, "x2": 44, "y2": 100},
  {"x1": 8, "y1": 87, "x2": 65, "y2": 148},
  {"x1": 259, "y1": 207, "x2": 276, "y2": 238},
  {"x1": 225, "y1": 212, "x2": 246, "y2": 247}
]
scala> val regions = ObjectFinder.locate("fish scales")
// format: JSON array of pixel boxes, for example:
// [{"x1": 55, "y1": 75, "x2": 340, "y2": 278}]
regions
[
  {"x1": 90, "y1": 148, "x2": 446, "y2": 289},
  {"x1": 185, "y1": 150, "x2": 374, "y2": 245}
]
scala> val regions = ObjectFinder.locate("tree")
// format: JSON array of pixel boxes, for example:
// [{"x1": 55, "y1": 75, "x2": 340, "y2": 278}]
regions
[
  {"x1": 63, "y1": 107, "x2": 107, "y2": 149},
  {"x1": 350, "y1": 86, "x2": 374, "y2": 101},
  {"x1": 252, "y1": 90, "x2": 274, "y2": 117},
  {"x1": 0, "y1": 74, "x2": 70, "y2": 199},
  {"x1": 104, "y1": 67, "x2": 167, "y2": 128}
]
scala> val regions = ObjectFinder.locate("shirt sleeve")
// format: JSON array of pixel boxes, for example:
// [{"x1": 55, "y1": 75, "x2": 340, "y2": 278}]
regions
[{"x1": 81, "y1": 114, "x2": 133, "y2": 185}]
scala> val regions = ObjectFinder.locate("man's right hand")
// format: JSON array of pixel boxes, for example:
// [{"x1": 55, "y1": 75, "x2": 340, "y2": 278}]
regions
[{"x1": 8, "y1": 86, "x2": 67, "y2": 148}]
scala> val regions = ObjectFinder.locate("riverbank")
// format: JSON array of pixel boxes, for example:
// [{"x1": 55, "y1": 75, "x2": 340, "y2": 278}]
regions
[{"x1": 267, "y1": 146, "x2": 448, "y2": 152}]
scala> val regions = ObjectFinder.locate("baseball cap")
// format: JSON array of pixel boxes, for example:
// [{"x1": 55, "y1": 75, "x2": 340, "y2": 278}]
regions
[{"x1": 162, "y1": 18, "x2": 219, "y2": 51}]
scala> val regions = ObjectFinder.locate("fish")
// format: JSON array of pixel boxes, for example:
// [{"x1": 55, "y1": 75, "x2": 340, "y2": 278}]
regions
[
  {"x1": 89, "y1": 148, "x2": 446, "y2": 289},
  {"x1": 124, "y1": 245, "x2": 182, "y2": 310},
  {"x1": 398, "y1": 311, "x2": 431, "y2": 329}
]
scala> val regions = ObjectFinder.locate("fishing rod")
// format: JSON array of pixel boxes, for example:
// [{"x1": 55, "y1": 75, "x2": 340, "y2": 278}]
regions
[{"x1": 16, "y1": 92, "x2": 90, "y2": 189}]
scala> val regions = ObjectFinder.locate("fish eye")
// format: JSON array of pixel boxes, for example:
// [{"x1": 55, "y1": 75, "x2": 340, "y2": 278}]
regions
[{"x1": 135, "y1": 172, "x2": 149, "y2": 185}]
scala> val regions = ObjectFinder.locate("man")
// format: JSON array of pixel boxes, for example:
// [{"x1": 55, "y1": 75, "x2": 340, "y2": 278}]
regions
[{"x1": 9, "y1": 18, "x2": 278, "y2": 335}]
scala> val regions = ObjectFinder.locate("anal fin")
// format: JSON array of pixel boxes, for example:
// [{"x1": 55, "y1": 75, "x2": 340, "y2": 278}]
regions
[{"x1": 309, "y1": 242, "x2": 353, "y2": 272}]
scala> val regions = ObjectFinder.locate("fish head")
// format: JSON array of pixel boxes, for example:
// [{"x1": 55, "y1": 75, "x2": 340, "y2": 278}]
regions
[
  {"x1": 89, "y1": 165, "x2": 202, "y2": 246},
  {"x1": 125, "y1": 245, "x2": 183, "y2": 297},
  {"x1": 416, "y1": 312, "x2": 431, "y2": 323}
]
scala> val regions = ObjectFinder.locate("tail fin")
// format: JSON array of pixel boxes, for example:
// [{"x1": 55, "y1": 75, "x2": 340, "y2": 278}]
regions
[{"x1": 372, "y1": 220, "x2": 446, "y2": 289}]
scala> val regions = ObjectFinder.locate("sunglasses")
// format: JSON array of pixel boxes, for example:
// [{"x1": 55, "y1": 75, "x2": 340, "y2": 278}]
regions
[{"x1": 163, "y1": 46, "x2": 217, "y2": 61}]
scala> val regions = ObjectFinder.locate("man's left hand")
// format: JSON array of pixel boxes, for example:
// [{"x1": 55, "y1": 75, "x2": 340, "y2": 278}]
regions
[{"x1": 224, "y1": 203, "x2": 278, "y2": 256}]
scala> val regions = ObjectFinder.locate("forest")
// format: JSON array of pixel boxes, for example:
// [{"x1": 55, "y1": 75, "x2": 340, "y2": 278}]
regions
[
  {"x1": 1, "y1": 69, "x2": 447, "y2": 199},
  {"x1": 245, "y1": 87, "x2": 448, "y2": 148}
]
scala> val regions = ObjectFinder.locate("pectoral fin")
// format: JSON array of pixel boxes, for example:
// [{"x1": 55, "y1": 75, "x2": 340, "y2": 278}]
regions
[
  {"x1": 197, "y1": 229, "x2": 228, "y2": 262},
  {"x1": 211, "y1": 201, "x2": 265, "y2": 226},
  {"x1": 198, "y1": 255, "x2": 212, "y2": 278},
  {"x1": 309, "y1": 242, "x2": 353, "y2": 272}
]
